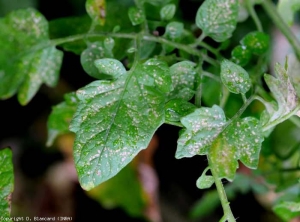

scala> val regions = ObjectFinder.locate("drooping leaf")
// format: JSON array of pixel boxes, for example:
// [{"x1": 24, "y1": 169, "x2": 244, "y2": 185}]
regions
[
  {"x1": 128, "y1": 7, "x2": 145, "y2": 26},
  {"x1": 86, "y1": 0, "x2": 106, "y2": 25},
  {"x1": 263, "y1": 61, "x2": 300, "y2": 126},
  {"x1": 176, "y1": 105, "x2": 226, "y2": 158},
  {"x1": 70, "y1": 58, "x2": 172, "y2": 190},
  {"x1": 167, "y1": 61, "x2": 197, "y2": 100},
  {"x1": 195, "y1": 0, "x2": 239, "y2": 42},
  {"x1": 47, "y1": 92, "x2": 79, "y2": 146},
  {"x1": 0, "y1": 8, "x2": 63, "y2": 105},
  {"x1": 160, "y1": 4, "x2": 176, "y2": 21},
  {"x1": 196, "y1": 167, "x2": 214, "y2": 189},
  {"x1": 17, "y1": 46, "x2": 63, "y2": 105},
  {"x1": 278, "y1": 0, "x2": 300, "y2": 26},
  {"x1": 273, "y1": 201, "x2": 300, "y2": 222},
  {"x1": 165, "y1": 99, "x2": 196, "y2": 123},
  {"x1": 220, "y1": 59, "x2": 251, "y2": 94},
  {"x1": 240, "y1": 31, "x2": 270, "y2": 55},
  {"x1": 0, "y1": 148, "x2": 14, "y2": 220}
]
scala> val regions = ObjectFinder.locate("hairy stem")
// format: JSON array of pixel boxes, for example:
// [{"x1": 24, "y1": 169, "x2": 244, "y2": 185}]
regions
[{"x1": 261, "y1": 0, "x2": 300, "y2": 60}]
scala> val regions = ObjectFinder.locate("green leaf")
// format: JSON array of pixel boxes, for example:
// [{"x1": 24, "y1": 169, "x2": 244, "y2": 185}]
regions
[
  {"x1": 209, "y1": 117, "x2": 263, "y2": 181},
  {"x1": 47, "y1": 93, "x2": 79, "y2": 146},
  {"x1": 167, "y1": 61, "x2": 197, "y2": 100},
  {"x1": 94, "y1": 58, "x2": 126, "y2": 79},
  {"x1": 195, "y1": 0, "x2": 239, "y2": 42},
  {"x1": 176, "y1": 105, "x2": 226, "y2": 158},
  {"x1": 0, "y1": 148, "x2": 14, "y2": 219},
  {"x1": 278, "y1": 0, "x2": 300, "y2": 26},
  {"x1": 86, "y1": 0, "x2": 106, "y2": 25},
  {"x1": 87, "y1": 163, "x2": 146, "y2": 217},
  {"x1": 70, "y1": 58, "x2": 172, "y2": 190},
  {"x1": 17, "y1": 46, "x2": 63, "y2": 105},
  {"x1": 80, "y1": 40, "x2": 115, "y2": 79},
  {"x1": 128, "y1": 7, "x2": 145, "y2": 26},
  {"x1": 164, "y1": 21, "x2": 184, "y2": 40},
  {"x1": 196, "y1": 167, "x2": 214, "y2": 189},
  {"x1": 220, "y1": 59, "x2": 251, "y2": 94},
  {"x1": 160, "y1": 4, "x2": 176, "y2": 21},
  {"x1": 0, "y1": 8, "x2": 63, "y2": 105},
  {"x1": 273, "y1": 201, "x2": 300, "y2": 222},
  {"x1": 263, "y1": 61, "x2": 300, "y2": 125},
  {"x1": 176, "y1": 104, "x2": 263, "y2": 180},
  {"x1": 231, "y1": 45, "x2": 252, "y2": 67},
  {"x1": 165, "y1": 99, "x2": 196, "y2": 122},
  {"x1": 240, "y1": 31, "x2": 270, "y2": 55}
]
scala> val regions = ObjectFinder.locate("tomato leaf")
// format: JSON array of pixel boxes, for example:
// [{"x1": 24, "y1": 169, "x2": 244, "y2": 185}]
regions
[
  {"x1": 47, "y1": 93, "x2": 79, "y2": 146},
  {"x1": 70, "y1": 58, "x2": 172, "y2": 190},
  {"x1": 196, "y1": 0, "x2": 239, "y2": 42}
]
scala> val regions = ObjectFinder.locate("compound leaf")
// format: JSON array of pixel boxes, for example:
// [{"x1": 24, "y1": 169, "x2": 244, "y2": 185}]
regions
[
  {"x1": 0, "y1": 148, "x2": 14, "y2": 219},
  {"x1": 196, "y1": 0, "x2": 239, "y2": 42},
  {"x1": 70, "y1": 58, "x2": 172, "y2": 190}
]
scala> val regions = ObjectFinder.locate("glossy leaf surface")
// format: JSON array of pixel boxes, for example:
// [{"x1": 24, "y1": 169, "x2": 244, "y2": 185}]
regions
[{"x1": 240, "y1": 31, "x2": 270, "y2": 55}]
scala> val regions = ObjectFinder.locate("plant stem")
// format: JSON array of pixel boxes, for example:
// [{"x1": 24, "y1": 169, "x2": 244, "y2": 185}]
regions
[
  {"x1": 50, "y1": 32, "x2": 219, "y2": 66},
  {"x1": 195, "y1": 76, "x2": 202, "y2": 108},
  {"x1": 208, "y1": 157, "x2": 236, "y2": 222},
  {"x1": 241, "y1": 93, "x2": 247, "y2": 104},
  {"x1": 246, "y1": 0, "x2": 263, "y2": 32},
  {"x1": 260, "y1": 0, "x2": 300, "y2": 60},
  {"x1": 220, "y1": 87, "x2": 230, "y2": 109},
  {"x1": 262, "y1": 105, "x2": 300, "y2": 132}
]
